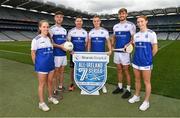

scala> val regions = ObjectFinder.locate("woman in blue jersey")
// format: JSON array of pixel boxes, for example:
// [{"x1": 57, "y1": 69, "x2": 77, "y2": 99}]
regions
[
  {"x1": 128, "y1": 16, "x2": 158, "y2": 111},
  {"x1": 31, "y1": 20, "x2": 59, "y2": 112}
]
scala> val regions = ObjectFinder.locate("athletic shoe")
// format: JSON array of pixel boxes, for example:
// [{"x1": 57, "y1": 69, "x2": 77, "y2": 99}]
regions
[
  {"x1": 139, "y1": 101, "x2": 150, "y2": 111},
  {"x1": 57, "y1": 86, "x2": 65, "y2": 92},
  {"x1": 68, "y1": 84, "x2": 75, "y2": 91},
  {"x1": 102, "y1": 86, "x2": 107, "y2": 93},
  {"x1": 128, "y1": 95, "x2": 140, "y2": 103},
  {"x1": 39, "y1": 102, "x2": 50, "y2": 112},
  {"x1": 48, "y1": 97, "x2": 59, "y2": 104},
  {"x1": 121, "y1": 90, "x2": 131, "y2": 99},
  {"x1": 112, "y1": 87, "x2": 123, "y2": 94}
]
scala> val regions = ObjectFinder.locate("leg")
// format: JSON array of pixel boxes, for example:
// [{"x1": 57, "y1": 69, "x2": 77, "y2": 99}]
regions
[
  {"x1": 37, "y1": 73, "x2": 47, "y2": 103},
  {"x1": 121, "y1": 64, "x2": 132, "y2": 98},
  {"x1": 133, "y1": 68, "x2": 141, "y2": 96},
  {"x1": 69, "y1": 67, "x2": 75, "y2": 91},
  {"x1": 112, "y1": 64, "x2": 124, "y2": 94},
  {"x1": 70, "y1": 54, "x2": 74, "y2": 85},
  {"x1": 59, "y1": 66, "x2": 65, "y2": 88},
  {"x1": 53, "y1": 68, "x2": 59, "y2": 92},
  {"x1": 142, "y1": 70, "x2": 152, "y2": 102},
  {"x1": 47, "y1": 70, "x2": 54, "y2": 98},
  {"x1": 123, "y1": 65, "x2": 131, "y2": 86},
  {"x1": 117, "y1": 64, "x2": 123, "y2": 83},
  {"x1": 70, "y1": 67, "x2": 74, "y2": 84}
]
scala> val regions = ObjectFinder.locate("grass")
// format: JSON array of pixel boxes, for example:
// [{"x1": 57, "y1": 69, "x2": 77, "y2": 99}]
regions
[
  {"x1": 0, "y1": 58, "x2": 180, "y2": 117},
  {"x1": 0, "y1": 40, "x2": 180, "y2": 99}
]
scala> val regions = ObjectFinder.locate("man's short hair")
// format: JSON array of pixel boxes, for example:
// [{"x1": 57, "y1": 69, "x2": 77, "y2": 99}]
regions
[
  {"x1": 118, "y1": 8, "x2": 127, "y2": 14},
  {"x1": 93, "y1": 15, "x2": 101, "y2": 19},
  {"x1": 55, "y1": 11, "x2": 64, "y2": 16},
  {"x1": 76, "y1": 15, "x2": 83, "y2": 20}
]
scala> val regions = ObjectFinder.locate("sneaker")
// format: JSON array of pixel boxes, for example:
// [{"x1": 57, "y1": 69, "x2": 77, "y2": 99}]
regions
[
  {"x1": 48, "y1": 97, "x2": 59, "y2": 104},
  {"x1": 112, "y1": 87, "x2": 123, "y2": 94},
  {"x1": 128, "y1": 95, "x2": 140, "y2": 103},
  {"x1": 39, "y1": 102, "x2": 50, "y2": 112},
  {"x1": 57, "y1": 86, "x2": 65, "y2": 92},
  {"x1": 68, "y1": 84, "x2": 75, "y2": 91},
  {"x1": 139, "y1": 101, "x2": 150, "y2": 111},
  {"x1": 102, "y1": 86, "x2": 107, "y2": 93},
  {"x1": 122, "y1": 90, "x2": 131, "y2": 99}
]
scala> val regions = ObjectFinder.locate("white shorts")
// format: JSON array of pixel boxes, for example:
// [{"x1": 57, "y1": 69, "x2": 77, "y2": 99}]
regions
[
  {"x1": 54, "y1": 56, "x2": 67, "y2": 67},
  {"x1": 113, "y1": 52, "x2": 130, "y2": 65},
  {"x1": 132, "y1": 63, "x2": 153, "y2": 70},
  {"x1": 37, "y1": 70, "x2": 54, "y2": 74}
]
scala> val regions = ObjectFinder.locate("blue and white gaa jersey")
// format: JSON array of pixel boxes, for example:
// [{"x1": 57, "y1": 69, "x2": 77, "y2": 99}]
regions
[
  {"x1": 50, "y1": 25, "x2": 67, "y2": 56},
  {"x1": 89, "y1": 27, "x2": 109, "y2": 52},
  {"x1": 113, "y1": 21, "x2": 136, "y2": 48},
  {"x1": 68, "y1": 27, "x2": 88, "y2": 52},
  {"x1": 133, "y1": 29, "x2": 158, "y2": 66},
  {"x1": 31, "y1": 35, "x2": 55, "y2": 72}
]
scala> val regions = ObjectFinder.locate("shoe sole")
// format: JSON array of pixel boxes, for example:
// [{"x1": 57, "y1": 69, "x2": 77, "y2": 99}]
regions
[
  {"x1": 139, "y1": 106, "x2": 150, "y2": 111},
  {"x1": 39, "y1": 107, "x2": 49, "y2": 112},
  {"x1": 128, "y1": 99, "x2": 140, "y2": 104}
]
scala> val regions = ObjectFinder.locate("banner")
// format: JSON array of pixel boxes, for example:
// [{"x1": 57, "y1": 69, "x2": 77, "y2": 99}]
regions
[{"x1": 73, "y1": 52, "x2": 109, "y2": 95}]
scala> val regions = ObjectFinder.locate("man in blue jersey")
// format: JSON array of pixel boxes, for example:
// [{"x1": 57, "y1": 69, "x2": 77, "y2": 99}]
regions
[
  {"x1": 68, "y1": 16, "x2": 88, "y2": 91},
  {"x1": 88, "y1": 15, "x2": 112, "y2": 93},
  {"x1": 112, "y1": 8, "x2": 136, "y2": 98},
  {"x1": 50, "y1": 11, "x2": 67, "y2": 95}
]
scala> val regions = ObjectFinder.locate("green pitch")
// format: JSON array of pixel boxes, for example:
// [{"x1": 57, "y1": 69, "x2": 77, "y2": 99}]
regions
[{"x1": 0, "y1": 40, "x2": 180, "y2": 116}]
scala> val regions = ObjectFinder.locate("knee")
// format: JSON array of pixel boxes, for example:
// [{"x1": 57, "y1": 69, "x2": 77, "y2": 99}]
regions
[
  {"x1": 143, "y1": 79, "x2": 151, "y2": 86},
  {"x1": 117, "y1": 68, "x2": 123, "y2": 73},
  {"x1": 39, "y1": 81, "x2": 45, "y2": 88},
  {"x1": 135, "y1": 78, "x2": 141, "y2": 83}
]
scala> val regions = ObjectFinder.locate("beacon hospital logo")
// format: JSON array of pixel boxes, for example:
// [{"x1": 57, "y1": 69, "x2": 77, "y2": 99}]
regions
[{"x1": 73, "y1": 52, "x2": 109, "y2": 94}]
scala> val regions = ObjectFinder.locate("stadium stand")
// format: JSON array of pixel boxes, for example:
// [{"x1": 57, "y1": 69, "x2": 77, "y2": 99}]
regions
[
  {"x1": 177, "y1": 34, "x2": 180, "y2": 40},
  {"x1": 157, "y1": 33, "x2": 169, "y2": 40},
  {"x1": 0, "y1": 31, "x2": 13, "y2": 41},
  {"x1": 0, "y1": 0, "x2": 179, "y2": 41},
  {"x1": 19, "y1": 31, "x2": 37, "y2": 39},
  {"x1": 2, "y1": 31, "x2": 30, "y2": 41},
  {"x1": 168, "y1": 32, "x2": 179, "y2": 40}
]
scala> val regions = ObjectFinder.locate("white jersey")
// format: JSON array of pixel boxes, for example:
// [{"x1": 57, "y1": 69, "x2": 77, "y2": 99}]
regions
[
  {"x1": 31, "y1": 35, "x2": 54, "y2": 72},
  {"x1": 113, "y1": 21, "x2": 136, "y2": 48},
  {"x1": 133, "y1": 29, "x2": 157, "y2": 67},
  {"x1": 50, "y1": 25, "x2": 67, "y2": 56},
  {"x1": 89, "y1": 27, "x2": 109, "y2": 52},
  {"x1": 68, "y1": 27, "x2": 88, "y2": 51}
]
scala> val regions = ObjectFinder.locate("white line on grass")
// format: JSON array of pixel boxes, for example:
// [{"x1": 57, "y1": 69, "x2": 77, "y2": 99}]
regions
[
  {"x1": 158, "y1": 41, "x2": 174, "y2": 50},
  {"x1": 0, "y1": 50, "x2": 30, "y2": 56}
]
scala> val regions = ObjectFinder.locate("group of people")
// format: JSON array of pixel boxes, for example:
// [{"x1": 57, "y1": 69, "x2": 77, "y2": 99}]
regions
[{"x1": 31, "y1": 8, "x2": 158, "y2": 112}]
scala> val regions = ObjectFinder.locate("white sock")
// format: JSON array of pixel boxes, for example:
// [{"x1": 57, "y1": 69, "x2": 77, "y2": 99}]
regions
[
  {"x1": 127, "y1": 85, "x2": 131, "y2": 92},
  {"x1": 118, "y1": 83, "x2": 122, "y2": 89}
]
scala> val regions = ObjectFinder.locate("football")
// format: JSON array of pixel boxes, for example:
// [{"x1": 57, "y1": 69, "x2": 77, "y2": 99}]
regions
[{"x1": 63, "y1": 41, "x2": 74, "y2": 51}]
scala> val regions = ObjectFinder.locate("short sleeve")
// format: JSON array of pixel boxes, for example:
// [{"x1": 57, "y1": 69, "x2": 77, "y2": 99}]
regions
[
  {"x1": 85, "y1": 31, "x2": 88, "y2": 42},
  {"x1": 31, "y1": 39, "x2": 37, "y2": 50},
  {"x1": 151, "y1": 32, "x2": 158, "y2": 44},
  {"x1": 130, "y1": 24, "x2": 136, "y2": 35},
  {"x1": 49, "y1": 29, "x2": 53, "y2": 38},
  {"x1": 88, "y1": 31, "x2": 92, "y2": 39},
  {"x1": 113, "y1": 25, "x2": 116, "y2": 35},
  {"x1": 105, "y1": 30, "x2": 110, "y2": 40}
]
